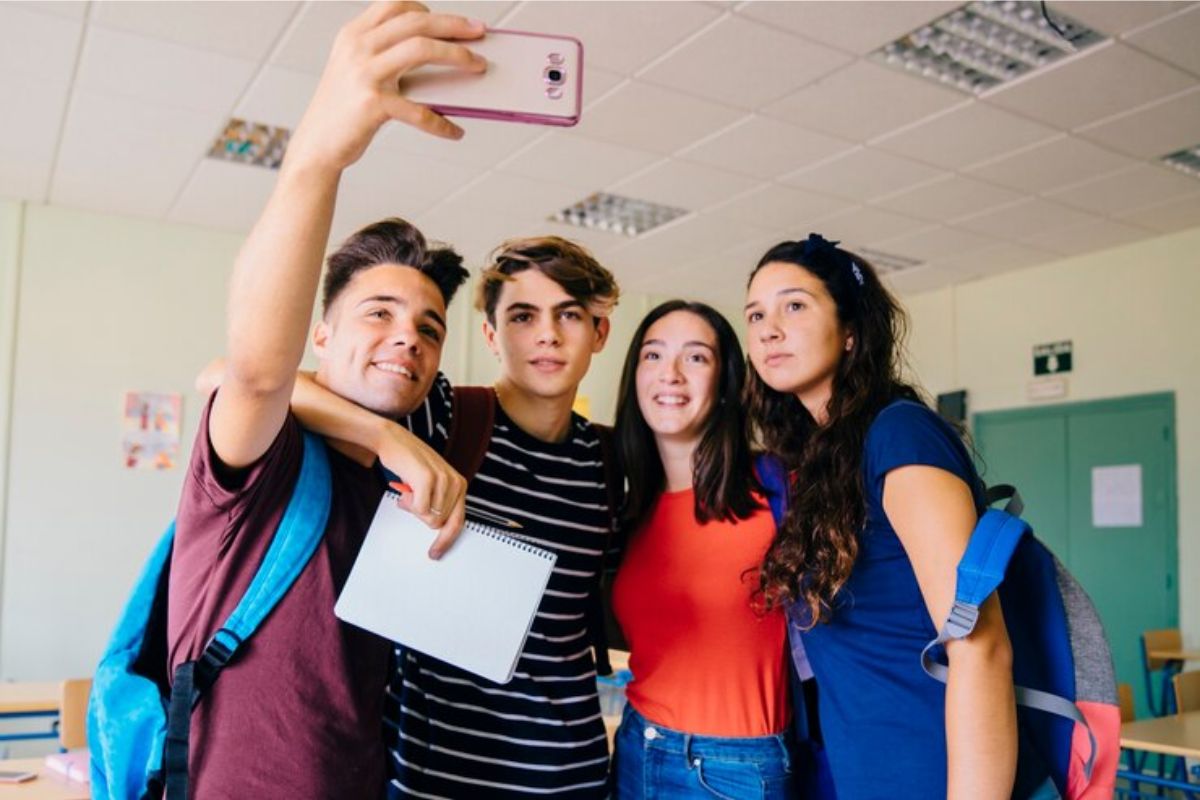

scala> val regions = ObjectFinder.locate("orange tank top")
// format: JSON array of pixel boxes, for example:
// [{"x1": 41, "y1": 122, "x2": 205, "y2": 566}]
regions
[{"x1": 611, "y1": 488, "x2": 790, "y2": 736}]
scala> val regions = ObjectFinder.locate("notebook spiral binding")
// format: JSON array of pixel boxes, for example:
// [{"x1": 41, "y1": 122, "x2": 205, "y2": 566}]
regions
[{"x1": 469, "y1": 522, "x2": 556, "y2": 561}]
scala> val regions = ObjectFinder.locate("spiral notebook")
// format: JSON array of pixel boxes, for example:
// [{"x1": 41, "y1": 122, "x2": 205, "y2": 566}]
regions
[{"x1": 334, "y1": 492, "x2": 556, "y2": 684}]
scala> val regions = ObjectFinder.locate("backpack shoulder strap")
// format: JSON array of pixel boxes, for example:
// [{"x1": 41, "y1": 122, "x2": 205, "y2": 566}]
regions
[
  {"x1": 921, "y1": 490, "x2": 1099, "y2": 781},
  {"x1": 164, "y1": 430, "x2": 332, "y2": 799},
  {"x1": 444, "y1": 385, "x2": 496, "y2": 482}
]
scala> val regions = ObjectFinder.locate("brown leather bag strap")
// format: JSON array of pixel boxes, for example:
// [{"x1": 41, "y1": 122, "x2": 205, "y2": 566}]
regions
[{"x1": 442, "y1": 385, "x2": 495, "y2": 482}]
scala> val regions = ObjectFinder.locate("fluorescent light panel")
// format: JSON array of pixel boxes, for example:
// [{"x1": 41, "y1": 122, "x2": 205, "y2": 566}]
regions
[
  {"x1": 551, "y1": 192, "x2": 690, "y2": 237},
  {"x1": 872, "y1": 1, "x2": 1106, "y2": 94},
  {"x1": 856, "y1": 247, "x2": 924, "y2": 273},
  {"x1": 1162, "y1": 145, "x2": 1200, "y2": 179},
  {"x1": 208, "y1": 118, "x2": 291, "y2": 170}
]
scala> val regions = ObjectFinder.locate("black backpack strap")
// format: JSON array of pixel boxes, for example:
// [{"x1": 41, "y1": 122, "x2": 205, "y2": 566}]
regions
[
  {"x1": 444, "y1": 385, "x2": 495, "y2": 481},
  {"x1": 589, "y1": 423, "x2": 627, "y2": 675}
]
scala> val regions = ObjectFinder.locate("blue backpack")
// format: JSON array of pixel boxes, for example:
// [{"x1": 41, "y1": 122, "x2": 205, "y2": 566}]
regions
[
  {"x1": 88, "y1": 432, "x2": 332, "y2": 800},
  {"x1": 756, "y1": 456, "x2": 1120, "y2": 799}
]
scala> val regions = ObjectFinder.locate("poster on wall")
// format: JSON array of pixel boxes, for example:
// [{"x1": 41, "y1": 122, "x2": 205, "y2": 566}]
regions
[
  {"x1": 122, "y1": 391, "x2": 182, "y2": 470},
  {"x1": 1091, "y1": 464, "x2": 1143, "y2": 528}
]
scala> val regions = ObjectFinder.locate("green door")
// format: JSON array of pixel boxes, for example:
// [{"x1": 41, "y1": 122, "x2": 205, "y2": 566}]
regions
[{"x1": 974, "y1": 393, "x2": 1178, "y2": 718}]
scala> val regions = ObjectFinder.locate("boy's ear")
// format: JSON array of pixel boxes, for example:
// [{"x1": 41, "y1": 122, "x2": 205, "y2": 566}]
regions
[
  {"x1": 482, "y1": 318, "x2": 500, "y2": 358},
  {"x1": 312, "y1": 319, "x2": 330, "y2": 358},
  {"x1": 592, "y1": 316, "x2": 611, "y2": 354}
]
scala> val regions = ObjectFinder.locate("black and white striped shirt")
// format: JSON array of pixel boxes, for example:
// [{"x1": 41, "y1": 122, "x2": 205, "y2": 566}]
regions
[{"x1": 386, "y1": 375, "x2": 612, "y2": 798}]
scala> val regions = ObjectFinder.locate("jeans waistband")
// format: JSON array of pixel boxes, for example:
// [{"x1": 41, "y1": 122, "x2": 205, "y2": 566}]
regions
[{"x1": 621, "y1": 705, "x2": 793, "y2": 768}]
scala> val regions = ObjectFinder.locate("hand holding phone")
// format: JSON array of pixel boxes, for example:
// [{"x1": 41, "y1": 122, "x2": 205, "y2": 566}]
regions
[{"x1": 399, "y1": 29, "x2": 584, "y2": 127}]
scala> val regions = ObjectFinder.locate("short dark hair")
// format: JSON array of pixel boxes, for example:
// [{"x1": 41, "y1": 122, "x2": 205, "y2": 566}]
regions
[
  {"x1": 322, "y1": 218, "x2": 468, "y2": 315},
  {"x1": 474, "y1": 236, "x2": 619, "y2": 325},
  {"x1": 614, "y1": 300, "x2": 761, "y2": 526}
]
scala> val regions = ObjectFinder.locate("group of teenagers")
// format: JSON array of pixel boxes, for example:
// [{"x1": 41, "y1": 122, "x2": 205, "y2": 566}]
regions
[{"x1": 165, "y1": 3, "x2": 1023, "y2": 799}]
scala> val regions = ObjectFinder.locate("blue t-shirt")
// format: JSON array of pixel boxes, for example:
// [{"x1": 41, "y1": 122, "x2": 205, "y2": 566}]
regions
[{"x1": 799, "y1": 400, "x2": 984, "y2": 800}]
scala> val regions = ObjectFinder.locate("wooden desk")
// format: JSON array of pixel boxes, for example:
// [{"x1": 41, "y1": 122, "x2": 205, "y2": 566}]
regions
[
  {"x1": 1121, "y1": 710, "x2": 1200, "y2": 759},
  {"x1": 0, "y1": 684, "x2": 60, "y2": 743},
  {"x1": 0, "y1": 684, "x2": 58, "y2": 715},
  {"x1": 1149, "y1": 648, "x2": 1200, "y2": 663},
  {"x1": 0, "y1": 759, "x2": 88, "y2": 800}
]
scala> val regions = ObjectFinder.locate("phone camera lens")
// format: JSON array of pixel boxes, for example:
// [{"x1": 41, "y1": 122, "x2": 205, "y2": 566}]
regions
[{"x1": 543, "y1": 66, "x2": 566, "y2": 85}]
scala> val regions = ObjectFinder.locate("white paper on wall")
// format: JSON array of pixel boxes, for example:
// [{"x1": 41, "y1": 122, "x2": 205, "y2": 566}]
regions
[{"x1": 1091, "y1": 464, "x2": 1143, "y2": 528}]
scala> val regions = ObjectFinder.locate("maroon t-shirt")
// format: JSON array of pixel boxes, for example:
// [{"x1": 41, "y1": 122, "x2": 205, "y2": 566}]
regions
[{"x1": 166, "y1": 397, "x2": 389, "y2": 799}]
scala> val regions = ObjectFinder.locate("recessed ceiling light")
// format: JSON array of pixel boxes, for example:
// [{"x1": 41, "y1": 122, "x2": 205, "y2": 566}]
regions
[
  {"x1": 1162, "y1": 145, "x2": 1200, "y2": 179},
  {"x1": 208, "y1": 118, "x2": 291, "y2": 170},
  {"x1": 872, "y1": 1, "x2": 1106, "y2": 94},
  {"x1": 856, "y1": 247, "x2": 925, "y2": 273},
  {"x1": 550, "y1": 192, "x2": 690, "y2": 237}
]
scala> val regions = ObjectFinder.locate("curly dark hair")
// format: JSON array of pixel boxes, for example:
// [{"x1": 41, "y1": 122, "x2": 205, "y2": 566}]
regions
[
  {"x1": 746, "y1": 237, "x2": 922, "y2": 626},
  {"x1": 614, "y1": 300, "x2": 762, "y2": 527}
]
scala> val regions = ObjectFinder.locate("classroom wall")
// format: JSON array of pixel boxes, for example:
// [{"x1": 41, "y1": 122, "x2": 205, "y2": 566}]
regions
[
  {"x1": 902, "y1": 225, "x2": 1200, "y2": 647},
  {"x1": 0, "y1": 200, "x2": 740, "y2": 679}
]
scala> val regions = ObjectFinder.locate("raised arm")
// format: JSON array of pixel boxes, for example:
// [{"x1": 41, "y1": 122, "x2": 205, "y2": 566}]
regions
[
  {"x1": 884, "y1": 466, "x2": 1017, "y2": 800},
  {"x1": 209, "y1": 1, "x2": 484, "y2": 468}
]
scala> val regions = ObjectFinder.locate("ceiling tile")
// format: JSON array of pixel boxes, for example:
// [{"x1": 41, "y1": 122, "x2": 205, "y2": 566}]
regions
[
  {"x1": 1046, "y1": 164, "x2": 1200, "y2": 215},
  {"x1": 872, "y1": 225, "x2": 998, "y2": 262},
  {"x1": 0, "y1": 161, "x2": 52, "y2": 205},
  {"x1": 965, "y1": 135, "x2": 1138, "y2": 194},
  {"x1": 580, "y1": 66, "x2": 627, "y2": 109},
  {"x1": 883, "y1": 264, "x2": 962, "y2": 296},
  {"x1": 1062, "y1": 1, "x2": 1192, "y2": 36},
  {"x1": 707, "y1": 184, "x2": 851, "y2": 231},
  {"x1": 1019, "y1": 218, "x2": 1155, "y2": 256},
  {"x1": 1115, "y1": 193, "x2": 1200, "y2": 234},
  {"x1": 1125, "y1": 5, "x2": 1200, "y2": 76},
  {"x1": 782, "y1": 147, "x2": 946, "y2": 203},
  {"x1": 92, "y1": 1, "x2": 300, "y2": 62},
  {"x1": 499, "y1": 132, "x2": 661, "y2": 189},
  {"x1": 0, "y1": 3, "x2": 83, "y2": 86},
  {"x1": 955, "y1": 198, "x2": 1098, "y2": 238},
  {"x1": 427, "y1": 1, "x2": 519, "y2": 26},
  {"x1": 804, "y1": 204, "x2": 928, "y2": 244},
  {"x1": 736, "y1": 1, "x2": 956, "y2": 55},
  {"x1": 945, "y1": 241, "x2": 1057, "y2": 277},
  {"x1": 874, "y1": 101, "x2": 1057, "y2": 170},
  {"x1": 1076, "y1": 86, "x2": 1200, "y2": 159},
  {"x1": 575, "y1": 82, "x2": 744, "y2": 155},
  {"x1": 76, "y1": 26, "x2": 258, "y2": 114},
  {"x1": 425, "y1": 171, "x2": 586, "y2": 231},
  {"x1": 234, "y1": 65, "x2": 318, "y2": 130},
  {"x1": 501, "y1": 1, "x2": 723, "y2": 76},
  {"x1": 51, "y1": 90, "x2": 220, "y2": 218},
  {"x1": 272, "y1": 1, "x2": 367, "y2": 75},
  {"x1": 984, "y1": 43, "x2": 1196, "y2": 130},
  {"x1": 338, "y1": 146, "x2": 491, "y2": 222},
  {"x1": 679, "y1": 116, "x2": 856, "y2": 179},
  {"x1": 12, "y1": 2, "x2": 89, "y2": 21},
  {"x1": 639, "y1": 15, "x2": 852, "y2": 110},
  {"x1": 762, "y1": 60, "x2": 966, "y2": 143},
  {"x1": 875, "y1": 175, "x2": 1023, "y2": 223},
  {"x1": 605, "y1": 212, "x2": 772, "y2": 278},
  {"x1": 0, "y1": 74, "x2": 68, "y2": 170},
  {"x1": 610, "y1": 159, "x2": 756, "y2": 212},
  {"x1": 376, "y1": 115, "x2": 546, "y2": 169},
  {"x1": 168, "y1": 158, "x2": 277, "y2": 233}
]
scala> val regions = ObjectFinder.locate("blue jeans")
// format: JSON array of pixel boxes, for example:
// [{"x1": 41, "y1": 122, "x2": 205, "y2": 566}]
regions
[{"x1": 613, "y1": 705, "x2": 798, "y2": 799}]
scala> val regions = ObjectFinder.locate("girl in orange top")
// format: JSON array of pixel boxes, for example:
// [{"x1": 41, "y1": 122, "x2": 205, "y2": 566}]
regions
[{"x1": 610, "y1": 300, "x2": 796, "y2": 799}]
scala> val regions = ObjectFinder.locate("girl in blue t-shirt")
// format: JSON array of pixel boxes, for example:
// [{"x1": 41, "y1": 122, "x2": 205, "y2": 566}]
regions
[{"x1": 741, "y1": 234, "x2": 1018, "y2": 800}]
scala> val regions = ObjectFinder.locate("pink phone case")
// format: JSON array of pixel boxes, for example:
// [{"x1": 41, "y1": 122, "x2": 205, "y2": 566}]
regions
[{"x1": 400, "y1": 29, "x2": 584, "y2": 127}]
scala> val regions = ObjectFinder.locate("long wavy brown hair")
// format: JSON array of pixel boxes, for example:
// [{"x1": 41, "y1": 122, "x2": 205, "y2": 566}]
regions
[{"x1": 746, "y1": 237, "x2": 922, "y2": 627}]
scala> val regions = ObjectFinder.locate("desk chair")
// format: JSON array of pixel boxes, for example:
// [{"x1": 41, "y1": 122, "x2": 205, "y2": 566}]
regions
[
  {"x1": 1175, "y1": 671, "x2": 1200, "y2": 714},
  {"x1": 57, "y1": 678, "x2": 90, "y2": 750},
  {"x1": 1117, "y1": 682, "x2": 1149, "y2": 780},
  {"x1": 1141, "y1": 628, "x2": 1183, "y2": 716}
]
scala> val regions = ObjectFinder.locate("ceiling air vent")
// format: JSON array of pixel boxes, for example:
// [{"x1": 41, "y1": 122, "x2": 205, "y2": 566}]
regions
[
  {"x1": 208, "y1": 119, "x2": 291, "y2": 170},
  {"x1": 856, "y1": 247, "x2": 924, "y2": 274},
  {"x1": 550, "y1": 192, "x2": 689, "y2": 237},
  {"x1": 1162, "y1": 145, "x2": 1200, "y2": 180},
  {"x1": 872, "y1": 1, "x2": 1106, "y2": 94}
]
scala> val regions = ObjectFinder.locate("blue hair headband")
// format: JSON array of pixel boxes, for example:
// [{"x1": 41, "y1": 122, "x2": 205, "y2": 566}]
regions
[{"x1": 801, "y1": 233, "x2": 865, "y2": 288}]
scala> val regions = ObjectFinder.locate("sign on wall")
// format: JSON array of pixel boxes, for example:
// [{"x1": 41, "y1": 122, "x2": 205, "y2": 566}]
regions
[
  {"x1": 122, "y1": 391, "x2": 182, "y2": 469},
  {"x1": 1034, "y1": 340, "x2": 1073, "y2": 375}
]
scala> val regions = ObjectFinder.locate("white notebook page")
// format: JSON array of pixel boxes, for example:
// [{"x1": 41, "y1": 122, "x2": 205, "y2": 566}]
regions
[{"x1": 334, "y1": 492, "x2": 556, "y2": 684}]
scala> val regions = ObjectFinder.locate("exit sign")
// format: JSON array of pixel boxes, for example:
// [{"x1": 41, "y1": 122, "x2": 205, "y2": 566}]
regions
[{"x1": 1034, "y1": 340, "x2": 1073, "y2": 375}]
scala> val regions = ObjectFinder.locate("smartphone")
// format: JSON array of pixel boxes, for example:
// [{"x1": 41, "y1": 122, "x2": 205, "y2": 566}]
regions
[
  {"x1": 0, "y1": 770, "x2": 37, "y2": 783},
  {"x1": 400, "y1": 29, "x2": 583, "y2": 127}
]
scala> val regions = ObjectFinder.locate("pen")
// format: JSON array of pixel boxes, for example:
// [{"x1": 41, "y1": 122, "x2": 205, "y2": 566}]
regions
[{"x1": 388, "y1": 482, "x2": 524, "y2": 530}]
